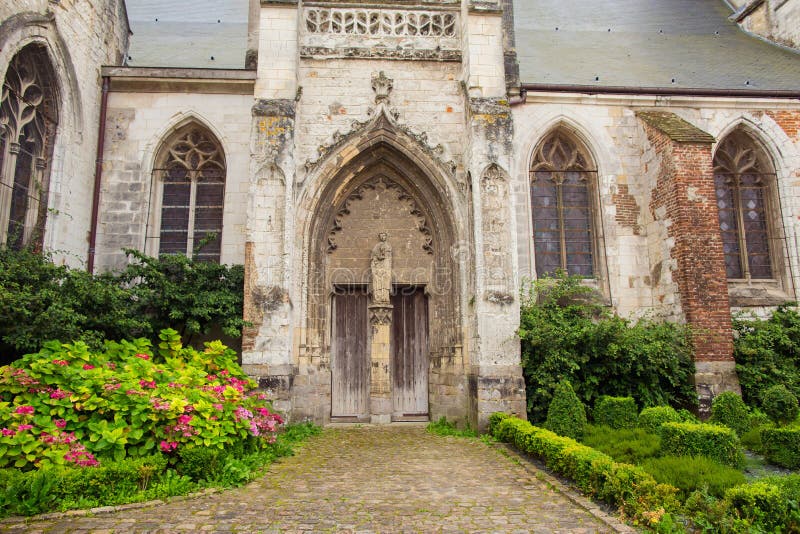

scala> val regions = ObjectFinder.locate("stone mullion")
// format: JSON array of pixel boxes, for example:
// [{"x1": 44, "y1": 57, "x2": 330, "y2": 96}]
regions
[
  {"x1": 185, "y1": 170, "x2": 199, "y2": 257},
  {"x1": 0, "y1": 142, "x2": 21, "y2": 244},
  {"x1": 731, "y1": 175, "x2": 751, "y2": 280},
  {"x1": 22, "y1": 157, "x2": 46, "y2": 245}
]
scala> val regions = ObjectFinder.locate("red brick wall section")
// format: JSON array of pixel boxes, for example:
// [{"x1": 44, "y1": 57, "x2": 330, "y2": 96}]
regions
[
  {"x1": 644, "y1": 124, "x2": 734, "y2": 363},
  {"x1": 612, "y1": 184, "x2": 641, "y2": 235},
  {"x1": 765, "y1": 110, "x2": 800, "y2": 140}
]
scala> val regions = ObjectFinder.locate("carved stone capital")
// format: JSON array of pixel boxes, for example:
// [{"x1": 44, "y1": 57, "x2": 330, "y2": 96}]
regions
[
  {"x1": 368, "y1": 304, "x2": 393, "y2": 326},
  {"x1": 371, "y1": 71, "x2": 394, "y2": 104},
  {"x1": 252, "y1": 99, "x2": 296, "y2": 118}
]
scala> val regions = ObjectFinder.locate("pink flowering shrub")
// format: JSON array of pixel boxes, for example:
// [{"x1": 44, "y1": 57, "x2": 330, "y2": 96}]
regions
[{"x1": 0, "y1": 329, "x2": 283, "y2": 471}]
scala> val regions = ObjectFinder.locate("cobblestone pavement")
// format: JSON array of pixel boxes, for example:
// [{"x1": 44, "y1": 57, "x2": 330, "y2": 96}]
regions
[{"x1": 1, "y1": 425, "x2": 617, "y2": 533}]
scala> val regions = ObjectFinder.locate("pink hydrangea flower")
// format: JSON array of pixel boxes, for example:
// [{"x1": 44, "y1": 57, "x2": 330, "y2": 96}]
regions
[
  {"x1": 106, "y1": 362, "x2": 116, "y2": 370},
  {"x1": 104, "y1": 383, "x2": 122, "y2": 391},
  {"x1": 183, "y1": 404, "x2": 194, "y2": 413},
  {"x1": 207, "y1": 374, "x2": 217, "y2": 381},
  {"x1": 213, "y1": 403, "x2": 223, "y2": 411},
  {"x1": 134, "y1": 353, "x2": 150, "y2": 360},
  {"x1": 50, "y1": 389, "x2": 70, "y2": 400},
  {"x1": 17, "y1": 424, "x2": 33, "y2": 431},
  {"x1": 54, "y1": 419, "x2": 67, "y2": 428},
  {"x1": 159, "y1": 440, "x2": 178, "y2": 453},
  {"x1": 52, "y1": 359, "x2": 69, "y2": 366},
  {"x1": 83, "y1": 364, "x2": 95, "y2": 370},
  {"x1": 1, "y1": 428, "x2": 15, "y2": 436},
  {"x1": 14, "y1": 405, "x2": 34, "y2": 415},
  {"x1": 139, "y1": 380, "x2": 156, "y2": 389}
]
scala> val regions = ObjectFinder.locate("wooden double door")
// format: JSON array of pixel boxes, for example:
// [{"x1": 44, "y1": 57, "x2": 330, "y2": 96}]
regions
[{"x1": 330, "y1": 287, "x2": 429, "y2": 420}]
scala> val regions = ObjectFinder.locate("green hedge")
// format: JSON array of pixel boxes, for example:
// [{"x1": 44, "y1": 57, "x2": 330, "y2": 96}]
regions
[
  {"x1": 709, "y1": 392, "x2": 750, "y2": 437},
  {"x1": 544, "y1": 380, "x2": 587, "y2": 440},
  {"x1": 593, "y1": 396, "x2": 638, "y2": 429},
  {"x1": 726, "y1": 482, "x2": 789, "y2": 532},
  {"x1": 638, "y1": 406, "x2": 682, "y2": 433},
  {"x1": 760, "y1": 426, "x2": 800, "y2": 469},
  {"x1": 659, "y1": 422, "x2": 744, "y2": 469},
  {"x1": 489, "y1": 413, "x2": 678, "y2": 523}
]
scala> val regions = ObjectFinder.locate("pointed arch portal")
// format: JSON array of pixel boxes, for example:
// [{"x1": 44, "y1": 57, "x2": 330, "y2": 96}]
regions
[{"x1": 304, "y1": 138, "x2": 462, "y2": 422}]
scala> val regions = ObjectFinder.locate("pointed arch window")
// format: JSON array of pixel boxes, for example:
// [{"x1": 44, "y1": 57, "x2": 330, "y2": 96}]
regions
[
  {"x1": 153, "y1": 125, "x2": 225, "y2": 262},
  {"x1": 714, "y1": 131, "x2": 777, "y2": 280},
  {"x1": 0, "y1": 44, "x2": 59, "y2": 249},
  {"x1": 530, "y1": 130, "x2": 597, "y2": 277}
]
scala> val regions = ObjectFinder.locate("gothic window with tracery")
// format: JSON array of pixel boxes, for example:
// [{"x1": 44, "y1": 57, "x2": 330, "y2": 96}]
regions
[
  {"x1": 714, "y1": 131, "x2": 776, "y2": 280},
  {"x1": 530, "y1": 130, "x2": 597, "y2": 277},
  {"x1": 0, "y1": 44, "x2": 59, "y2": 249},
  {"x1": 153, "y1": 125, "x2": 225, "y2": 262}
]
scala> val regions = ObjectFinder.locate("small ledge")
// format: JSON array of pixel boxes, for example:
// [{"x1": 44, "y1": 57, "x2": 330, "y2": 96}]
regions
[{"x1": 636, "y1": 111, "x2": 715, "y2": 144}]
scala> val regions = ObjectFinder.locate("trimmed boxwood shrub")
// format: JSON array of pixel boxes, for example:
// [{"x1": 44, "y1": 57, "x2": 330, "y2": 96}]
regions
[
  {"x1": 640, "y1": 455, "x2": 746, "y2": 498},
  {"x1": 545, "y1": 380, "x2": 587, "y2": 440},
  {"x1": 490, "y1": 412, "x2": 679, "y2": 524},
  {"x1": 762, "y1": 384, "x2": 799, "y2": 426},
  {"x1": 760, "y1": 426, "x2": 800, "y2": 469},
  {"x1": 660, "y1": 422, "x2": 744, "y2": 469},
  {"x1": 709, "y1": 392, "x2": 750, "y2": 437},
  {"x1": 726, "y1": 482, "x2": 789, "y2": 532},
  {"x1": 639, "y1": 406, "x2": 682, "y2": 433},
  {"x1": 593, "y1": 396, "x2": 638, "y2": 429}
]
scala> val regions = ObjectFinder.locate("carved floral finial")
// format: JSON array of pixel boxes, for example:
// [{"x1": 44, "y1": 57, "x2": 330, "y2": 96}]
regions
[{"x1": 371, "y1": 71, "x2": 393, "y2": 105}]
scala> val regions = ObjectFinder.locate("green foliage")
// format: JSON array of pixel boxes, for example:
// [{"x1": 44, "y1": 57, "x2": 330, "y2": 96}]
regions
[
  {"x1": 0, "y1": 334, "x2": 283, "y2": 470},
  {"x1": 177, "y1": 446, "x2": 225, "y2": 482},
  {"x1": 545, "y1": 380, "x2": 587, "y2": 440},
  {"x1": 659, "y1": 422, "x2": 745, "y2": 469},
  {"x1": 726, "y1": 482, "x2": 789, "y2": 531},
  {"x1": 0, "y1": 247, "x2": 245, "y2": 363},
  {"x1": 760, "y1": 426, "x2": 800, "y2": 469},
  {"x1": 732, "y1": 305, "x2": 800, "y2": 407},
  {"x1": 676, "y1": 408, "x2": 700, "y2": 424},
  {"x1": 581, "y1": 424, "x2": 661, "y2": 464},
  {"x1": 640, "y1": 455, "x2": 746, "y2": 499},
  {"x1": 639, "y1": 406, "x2": 683, "y2": 434},
  {"x1": 518, "y1": 272, "x2": 697, "y2": 423},
  {"x1": 593, "y1": 396, "x2": 638, "y2": 429},
  {"x1": 490, "y1": 413, "x2": 679, "y2": 527},
  {"x1": 709, "y1": 392, "x2": 750, "y2": 437},
  {"x1": 761, "y1": 384, "x2": 799, "y2": 426},
  {"x1": 426, "y1": 417, "x2": 477, "y2": 438}
]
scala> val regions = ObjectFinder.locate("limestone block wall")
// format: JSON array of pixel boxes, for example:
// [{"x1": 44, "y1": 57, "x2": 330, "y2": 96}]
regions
[
  {"x1": 0, "y1": 0, "x2": 128, "y2": 265},
  {"x1": 513, "y1": 96, "x2": 800, "y2": 326},
  {"x1": 95, "y1": 92, "x2": 253, "y2": 271},
  {"x1": 734, "y1": 0, "x2": 800, "y2": 50}
]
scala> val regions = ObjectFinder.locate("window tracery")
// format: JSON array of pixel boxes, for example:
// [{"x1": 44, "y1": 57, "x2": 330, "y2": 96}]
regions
[
  {"x1": 153, "y1": 126, "x2": 225, "y2": 262},
  {"x1": 713, "y1": 131, "x2": 776, "y2": 280},
  {"x1": 0, "y1": 44, "x2": 58, "y2": 249},
  {"x1": 529, "y1": 131, "x2": 597, "y2": 277}
]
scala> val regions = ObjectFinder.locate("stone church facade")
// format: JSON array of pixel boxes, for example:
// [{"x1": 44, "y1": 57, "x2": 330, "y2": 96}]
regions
[{"x1": 2, "y1": 0, "x2": 800, "y2": 428}]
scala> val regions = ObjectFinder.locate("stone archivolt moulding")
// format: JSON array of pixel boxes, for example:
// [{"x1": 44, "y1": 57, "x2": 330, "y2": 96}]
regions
[
  {"x1": 327, "y1": 177, "x2": 434, "y2": 256},
  {"x1": 301, "y1": 6, "x2": 461, "y2": 59}
]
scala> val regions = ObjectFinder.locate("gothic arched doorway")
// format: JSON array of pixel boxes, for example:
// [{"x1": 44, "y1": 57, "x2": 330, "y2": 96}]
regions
[{"x1": 304, "y1": 142, "x2": 462, "y2": 423}]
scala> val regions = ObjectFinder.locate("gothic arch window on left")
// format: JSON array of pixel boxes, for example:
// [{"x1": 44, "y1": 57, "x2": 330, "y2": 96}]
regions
[
  {"x1": 152, "y1": 124, "x2": 226, "y2": 262},
  {"x1": 0, "y1": 44, "x2": 59, "y2": 250},
  {"x1": 530, "y1": 129, "x2": 599, "y2": 278},
  {"x1": 713, "y1": 130, "x2": 779, "y2": 281}
]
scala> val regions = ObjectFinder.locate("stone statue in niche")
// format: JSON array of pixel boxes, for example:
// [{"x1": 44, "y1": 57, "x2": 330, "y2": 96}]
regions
[{"x1": 370, "y1": 232, "x2": 393, "y2": 305}]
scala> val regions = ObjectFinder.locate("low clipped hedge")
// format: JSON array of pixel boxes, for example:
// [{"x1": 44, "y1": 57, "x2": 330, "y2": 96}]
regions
[
  {"x1": 709, "y1": 392, "x2": 750, "y2": 437},
  {"x1": 489, "y1": 412, "x2": 678, "y2": 523},
  {"x1": 726, "y1": 482, "x2": 790, "y2": 532},
  {"x1": 659, "y1": 422, "x2": 744, "y2": 469},
  {"x1": 638, "y1": 406, "x2": 682, "y2": 433},
  {"x1": 593, "y1": 396, "x2": 638, "y2": 429},
  {"x1": 760, "y1": 426, "x2": 800, "y2": 469}
]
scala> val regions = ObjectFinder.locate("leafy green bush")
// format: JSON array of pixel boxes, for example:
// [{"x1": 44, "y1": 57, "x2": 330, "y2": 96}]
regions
[
  {"x1": 761, "y1": 384, "x2": 799, "y2": 426},
  {"x1": 640, "y1": 455, "x2": 746, "y2": 499},
  {"x1": 0, "y1": 330, "x2": 283, "y2": 470},
  {"x1": 518, "y1": 272, "x2": 696, "y2": 423},
  {"x1": 733, "y1": 305, "x2": 800, "y2": 407},
  {"x1": 676, "y1": 408, "x2": 699, "y2": 424},
  {"x1": 639, "y1": 406, "x2": 682, "y2": 433},
  {"x1": 490, "y1": 412, "x2": 679, "y2": 526},
  {"x1": 726, "y1": 482, "x2": 789, "y2": 531},
  {"x1": 545, "y1": 380, "x2": 587, "y2": 440},
  {"x1": 0, "y1": 247, "x2": 246, "y2": 363},
  {"x1": 659, "y1": 422, "x2": 745, "y2": 469},
  {"x1": 709, "y1": 392, "x2": 750, "y2": 437},
  {"x1": 760, "y1": 426, "x2": 800, "y2": 469},
  {"x1": 593, "y1": 396, "x2": 638, "y2": 429},
  {"x1": 581, "y1": 425, "x2": 661, "y2": 464}
]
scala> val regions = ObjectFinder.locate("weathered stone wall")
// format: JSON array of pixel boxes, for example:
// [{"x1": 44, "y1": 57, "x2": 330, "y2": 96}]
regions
[
  {"x1": 734, "y1": 0, "x2": 800, "y2": 50},
  {"x1": 95, "y1": 92, "x2": 253, "y2": 271},
  {"x1": 0, "y1": 0, "x2": 128, "y2": 265}
]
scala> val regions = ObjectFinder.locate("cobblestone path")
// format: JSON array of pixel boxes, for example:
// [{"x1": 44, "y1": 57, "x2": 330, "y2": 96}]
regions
[{"x1": 2, "y1": 425, "x2": 616, "y2": 533}]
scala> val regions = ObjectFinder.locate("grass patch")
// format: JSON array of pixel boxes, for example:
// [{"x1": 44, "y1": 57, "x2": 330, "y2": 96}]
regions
[
  {"x1": 581, "y1": 424, "x2": 661, "y2": 464},
  {"x1": 641, "y1": 455, "x2": 747, "y2": 499},
  {"x1": 426, "y1": 417, "x2": 477, "y2": 438}
]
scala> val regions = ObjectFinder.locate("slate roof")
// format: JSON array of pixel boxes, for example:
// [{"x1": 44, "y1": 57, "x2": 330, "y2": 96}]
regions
[
  {"x1": 124, "y1": 0, "x2": 248, "y2": 69},
  {"x1": 513, "y1": 0, "x2": 800, "y2": 92}
]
